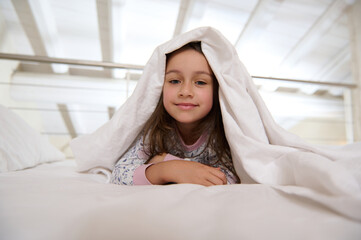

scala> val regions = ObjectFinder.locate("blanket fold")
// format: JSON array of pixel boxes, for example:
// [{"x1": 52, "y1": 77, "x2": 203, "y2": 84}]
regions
[{"x1": 70, "y1": 27, "x2": 361, "y2": 221}]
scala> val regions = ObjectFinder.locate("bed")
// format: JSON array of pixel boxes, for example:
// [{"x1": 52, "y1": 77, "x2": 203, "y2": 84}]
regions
[
  {"x1": 1, "y1": 104, "x2": 361, "y2": 240},
  {"x1": 1, "y1": 160, "x2": 361, "y2": 240}
]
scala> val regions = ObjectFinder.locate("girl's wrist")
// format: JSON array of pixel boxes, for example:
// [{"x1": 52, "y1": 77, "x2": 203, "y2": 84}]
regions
[
  {"x1": 145, "y1": 161, "x2": 177, "y2": 185},
  {"x1": 145, "y1": 161, "x2": 168, "y2": 185}
]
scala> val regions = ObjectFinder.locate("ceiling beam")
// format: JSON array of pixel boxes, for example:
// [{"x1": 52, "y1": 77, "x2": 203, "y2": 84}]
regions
[
  {"x1": 28, "y1": 0, "x2": 68, "y2": 73},
  {"x1": 96, "y1": 0, "x2": 113, "y2": 61},
  {"x1": 173, "y1": 0, "x2": 194, "y2": 37},
  {"x1": 12, "y1": 0, "x2": 67, "y2": 73},
  {"x1": 111, "y1": 0, "x2": 127, "y2": 79},
  {"x1": 0, "y1": 9, "x2": 6, "y2": 49},
  {"x1": 108, "y1": 106, "x2": 115, "y2": 119},
  {"x1": 68, "y1": 68, "x2": 112, "y2": 78},
  {"x1": 11, "y1": 0, "x2": 47, "y2": 55},
  {"x1": 58, "y1": 104, "x2": 77, "y2": 139},
  {"x1": 275, "y1": 0, "x2": 349, "y2": 73},
  {"x1": 235, "y1": 0, "x2": 284, "y2": 50},
  {"x1": 348, "y1": 0, "x2": 361, "y2": 140},
  {"x1": 96, "y1": 0, "x2": 113, "y2": 77}
]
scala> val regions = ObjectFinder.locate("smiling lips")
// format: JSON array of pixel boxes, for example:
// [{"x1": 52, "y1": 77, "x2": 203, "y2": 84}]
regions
[{"x1": 176, "y1": 103, "x2": 198, "y2": 110}]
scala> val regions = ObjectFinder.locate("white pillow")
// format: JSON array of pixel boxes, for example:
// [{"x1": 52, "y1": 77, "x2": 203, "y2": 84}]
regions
[{"x1": 0, "y1": 105, "x2": 65, "y2": 172}]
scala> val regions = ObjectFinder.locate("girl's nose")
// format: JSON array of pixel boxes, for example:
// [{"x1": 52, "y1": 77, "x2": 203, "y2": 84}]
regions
[{"x1": 178, "y1": 82, "x2": 193, "y2": 97}]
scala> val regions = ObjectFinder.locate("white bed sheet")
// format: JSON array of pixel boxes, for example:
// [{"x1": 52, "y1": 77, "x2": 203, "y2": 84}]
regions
[{"x1": 0, "y1": 160, "x2": 360, "y2": 240}]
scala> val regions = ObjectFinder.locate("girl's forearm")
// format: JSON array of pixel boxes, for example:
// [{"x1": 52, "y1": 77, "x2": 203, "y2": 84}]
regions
[
  {"x1": 145, "y1": 161, "x2": 173, "y2": 184},
  {"x1": 145, "y1": 153, "x2": 169, "y2": 184},
  {"x1": 145, "y1": 160, "x2": 227, "y2": 186}
]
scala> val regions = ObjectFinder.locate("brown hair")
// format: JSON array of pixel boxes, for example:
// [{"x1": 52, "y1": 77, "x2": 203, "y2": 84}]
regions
[{"x1": 142, "y1": 42, "x2": 239, "y2": 180}]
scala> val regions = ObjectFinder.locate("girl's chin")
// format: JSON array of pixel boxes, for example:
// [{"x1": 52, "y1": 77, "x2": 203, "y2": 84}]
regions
[{"x1": 175, "y1": 120, "x2": 202, "y2": 128}]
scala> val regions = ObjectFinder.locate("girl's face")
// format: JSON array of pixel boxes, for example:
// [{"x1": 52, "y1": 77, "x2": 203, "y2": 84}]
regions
[{"x1": 163, "y1": 48, "x2": 214, "y2": 130}]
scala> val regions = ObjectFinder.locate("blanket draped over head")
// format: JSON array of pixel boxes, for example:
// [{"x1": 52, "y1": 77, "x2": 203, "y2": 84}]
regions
[{"x1": 71, "y1": 27, "x2": 361, "y2": 221}]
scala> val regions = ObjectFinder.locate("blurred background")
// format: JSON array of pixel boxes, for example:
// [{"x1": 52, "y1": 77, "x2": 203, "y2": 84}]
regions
[{"x1": 0, "y1": 0, "x2": 360, "y2": 158}]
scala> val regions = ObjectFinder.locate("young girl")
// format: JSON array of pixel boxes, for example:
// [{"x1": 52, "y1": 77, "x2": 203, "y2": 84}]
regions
[{"x1": 110, "y1": 42, "x2": 239, "y2": 186}]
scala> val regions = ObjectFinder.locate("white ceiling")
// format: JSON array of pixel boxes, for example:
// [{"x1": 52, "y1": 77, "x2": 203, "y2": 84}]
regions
[
  {"x1": 0, "y1": 0, "x2": 357, "y2": 148},
  {"x1": 0, "y1": 0, "x2": 353, "y2": 82}
]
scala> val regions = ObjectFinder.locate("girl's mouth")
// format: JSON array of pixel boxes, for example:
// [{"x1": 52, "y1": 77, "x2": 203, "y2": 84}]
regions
[{"x1": 176, "y1": 103, "x2": 197, "y2": 110}]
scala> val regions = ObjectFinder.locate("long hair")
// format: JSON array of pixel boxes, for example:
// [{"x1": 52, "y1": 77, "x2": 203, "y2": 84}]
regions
[{"x1": 142, "y1": 42, "x2": 239, "y2": 179}]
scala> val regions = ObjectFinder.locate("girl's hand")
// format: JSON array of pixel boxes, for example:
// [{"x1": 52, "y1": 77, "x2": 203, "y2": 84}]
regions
[{"x1": 146, "y1": 160, "x2": 227, "y2": 186}]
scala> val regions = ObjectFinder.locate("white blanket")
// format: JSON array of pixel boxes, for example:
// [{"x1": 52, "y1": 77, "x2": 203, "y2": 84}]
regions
[
  {"x1": 0, "y1": 160, "x2": 360, "y2": 240},
  {"x1": 70, "y1": 27, "x2": 361, "y2": 221}
]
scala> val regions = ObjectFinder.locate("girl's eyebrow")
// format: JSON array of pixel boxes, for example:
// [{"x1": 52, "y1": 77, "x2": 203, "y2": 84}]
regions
[
  {"x1": 165, "y1": 70, "x2": 180, "y2": 75},
  {"x1": 165, "y1": 69, "x2": 212, "y2": 76},
  {"x1": 195, "y1": 71, "x2": 213, "y2": 76}
]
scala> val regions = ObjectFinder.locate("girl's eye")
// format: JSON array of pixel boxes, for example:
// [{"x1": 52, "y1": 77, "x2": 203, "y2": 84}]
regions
[
  {"x1": 169, "y1": 79, "x2": 181, "y2": 84},
  {"x1": 195, "y1": 81, "x2": 207, "y2": 86}
]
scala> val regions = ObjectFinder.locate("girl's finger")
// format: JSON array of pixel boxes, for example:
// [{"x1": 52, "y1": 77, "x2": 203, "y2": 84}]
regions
[
  {"x1": 210, "y1": 168, "x2": 227, "y2": 184},
  {"x1": 206, "y1": 174, "x2": 225, "y2": 185},
  {"x1": 202, "y1": 179, "x2": 215, "y2": 187}
]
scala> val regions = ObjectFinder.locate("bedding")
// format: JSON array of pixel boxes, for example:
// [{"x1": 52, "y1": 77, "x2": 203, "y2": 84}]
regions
[
  {"x1": 70, "y1": 27, "x2": 361, "y2": 221},
  {"x1": 0, "y1": 160, "x2": 360, "y2": 240},
  {"x1": 0, "y1": 105, "x2": 65, "y2": 172}
]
